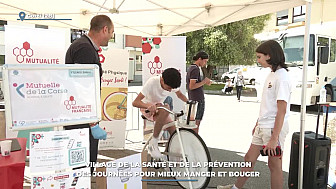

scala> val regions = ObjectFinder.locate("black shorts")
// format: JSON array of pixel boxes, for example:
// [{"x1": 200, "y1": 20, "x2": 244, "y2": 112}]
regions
[{"x1": 195, "y1": 99, "x2": 205, "y2": 120}]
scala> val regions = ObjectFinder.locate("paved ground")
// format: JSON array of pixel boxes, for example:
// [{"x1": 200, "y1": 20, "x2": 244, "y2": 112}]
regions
[
  {"x1": 21, "y1": 86, "x2": 334, "y2": 188},
  {"x1": 97, "y1": 87, "x2": 323, "y2": 189}
]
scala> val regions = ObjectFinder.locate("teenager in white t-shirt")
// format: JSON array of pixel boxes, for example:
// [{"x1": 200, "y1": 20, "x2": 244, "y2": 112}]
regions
[
  {"x1": 218, "y1": 40, "x2": 292, "y2": 189},
  {"x1": 132, "y1": 68, "x2": 188, "y2": 159}
]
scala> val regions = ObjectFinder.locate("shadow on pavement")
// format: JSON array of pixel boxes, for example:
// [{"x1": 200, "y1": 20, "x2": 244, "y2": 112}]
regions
[
  {"x1": 207, "y1": 147, "x2": 289, "y2": 189},
  {"x1": 290, "y1": 104, "x2": 319, "y2": 115},
  {"x1": 99, "y1": 149, "x2": 140, "y2": 160},
  {"x1": 204, "y1": 87, "x2": 257, "y2": 97}
]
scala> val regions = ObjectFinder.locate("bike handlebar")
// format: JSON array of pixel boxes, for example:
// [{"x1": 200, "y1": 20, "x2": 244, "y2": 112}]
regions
[
  {"x1": 145, "y1": 107, "x2": 184, "y2": 117},
  {"x1": 144, "y1": 100, "x2": 197, "y2": 117},
  {"x1": 186, "y1": 100, "x2": 198, "y2": 104}
]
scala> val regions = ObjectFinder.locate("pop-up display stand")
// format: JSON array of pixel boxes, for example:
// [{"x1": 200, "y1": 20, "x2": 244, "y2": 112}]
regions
[{"x1": 2, "y1": 64, "x2": 102, "y2": 189}]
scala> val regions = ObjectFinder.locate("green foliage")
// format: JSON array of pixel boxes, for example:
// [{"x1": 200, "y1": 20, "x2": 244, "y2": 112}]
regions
[{"x1": 179, "y1": 15, "x2": 270, "y2": 67}]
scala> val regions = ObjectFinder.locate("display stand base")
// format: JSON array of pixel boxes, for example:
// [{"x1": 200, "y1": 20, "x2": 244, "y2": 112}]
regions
[
  {"x1": 96, "y1": 167, "x2": 106, "y2": 189},
  {"x1": 142, "y1": 150, "x2": 148, "y2": 189}
]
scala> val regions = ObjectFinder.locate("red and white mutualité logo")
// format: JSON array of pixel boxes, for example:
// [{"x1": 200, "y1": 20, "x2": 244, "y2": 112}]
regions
[
  {"x1": 13, "y1": 41, "x2": 34, "y2": 63},
  {"x1": 147, "y1": 56, "x2": 163, "y2": 75},
  {"x1": 12, "y1": 41, "x2": 60, "y2": 64},
  {"x1": 64, "y1": 96, "x2": 92, "y2": 113},
  {"x1": 64, "y1": 96, "x2": 76, "y2": 110}
]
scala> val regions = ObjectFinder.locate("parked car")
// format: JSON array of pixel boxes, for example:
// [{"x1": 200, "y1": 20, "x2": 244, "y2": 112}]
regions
[
  {"x1": 221, "y1": 67, "x2": 241, "y2": 82},
  {"x1": 221, "y1": 66, "x2": 261, "y2": 85}
]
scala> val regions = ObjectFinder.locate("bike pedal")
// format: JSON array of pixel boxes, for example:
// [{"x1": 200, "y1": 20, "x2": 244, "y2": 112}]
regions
[
  {"x1": 158, "y1": 143, "x2": 166, "y2": 147},
  {"x1": 150, "y1": 156, "x2": 163, "y2": 162},
  {"x1": 150, "y1": 156, "x2": 167, "y2": 169}
]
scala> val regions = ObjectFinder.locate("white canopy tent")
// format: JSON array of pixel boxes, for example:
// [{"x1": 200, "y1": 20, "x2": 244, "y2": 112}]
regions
[
  {"x1": 1, "y1": 0, "x2": 306, "y2": 36},
  {"x1": 0, "y1": 0, "x2": 312, "y2": 188}
]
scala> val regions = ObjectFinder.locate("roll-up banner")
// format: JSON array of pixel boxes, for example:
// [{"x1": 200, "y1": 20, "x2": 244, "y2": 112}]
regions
[
  {"x1": 99, "y1": 48, "x2": 129, "y2": 149},
  {"x1": 141, "y1": 36, "x2": 186, "y2": 140},
  {"x1": 141, "y1": 36, "x2": 186, "y2": 112},
  {"x1": 4, "y1": 25, "x2": 68, "y2": 142},
  {"x1": 5, "y1": 25, "x2": 67, "y2": 65}
]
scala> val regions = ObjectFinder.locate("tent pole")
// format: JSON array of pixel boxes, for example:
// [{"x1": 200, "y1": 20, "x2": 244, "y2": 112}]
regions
[{"x1": 298, "y1": 1, "x2": 312, "y2": 188}]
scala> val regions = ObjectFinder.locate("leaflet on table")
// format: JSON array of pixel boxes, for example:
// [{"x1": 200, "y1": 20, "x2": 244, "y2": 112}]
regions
[
  {"x1": 31, "y1": 167, "x2": 90, "y2": 189},
  {"x1": 106, "y1": 153, "x2": 142, "y2": 188},
  {"x1": 30, "y1": 128, "x2": 90, "y2": 173}
]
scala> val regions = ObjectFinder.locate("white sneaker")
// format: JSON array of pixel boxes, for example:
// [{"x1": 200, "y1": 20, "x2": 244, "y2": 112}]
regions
[
  {"x1": 148, "y1": 139, "x2": 162, "y2": 159},
  {"x1": 217, "y1": 184, "x2": 234, "y2": 189}
]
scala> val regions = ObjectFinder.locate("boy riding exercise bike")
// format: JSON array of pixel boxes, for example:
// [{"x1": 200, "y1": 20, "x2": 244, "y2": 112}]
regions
[
  {"x1": 132, "y1": 68, "x2": 188, "y2": 159},
  {"x1": 133, "y1": 68, "x2": 211, "y2": 189}
]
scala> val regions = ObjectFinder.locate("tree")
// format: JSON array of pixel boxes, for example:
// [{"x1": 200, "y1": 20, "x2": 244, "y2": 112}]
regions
[{"x1": 179, "y1": 15, "x2": 270, "y2": 78}]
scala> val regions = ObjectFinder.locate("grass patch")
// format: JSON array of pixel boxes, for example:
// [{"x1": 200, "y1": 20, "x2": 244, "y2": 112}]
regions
[
  {"x1": 203, "y1": 84, "x2": 253, "y2": 91},
  {"x1": 203, "y1": 84, "x2": 225, "y2": 90}
]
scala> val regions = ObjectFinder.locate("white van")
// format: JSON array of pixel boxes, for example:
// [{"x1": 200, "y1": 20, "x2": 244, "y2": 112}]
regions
[
  {"x1": 242, "y1": 66, "x2": 262, "y2": 85},
  {"x1": 0, "y1": 66, "x2": 3, "y2": 101}
]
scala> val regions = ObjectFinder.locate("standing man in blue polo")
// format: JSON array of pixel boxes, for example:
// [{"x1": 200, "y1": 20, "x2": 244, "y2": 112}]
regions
[{"x1": 65, "y1": 15, "x2": 114, "y2": 173}]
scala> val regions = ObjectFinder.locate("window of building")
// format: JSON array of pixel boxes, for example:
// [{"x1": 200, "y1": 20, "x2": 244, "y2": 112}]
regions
[
  {"x1": 330, "y1": 39, "x2": 336, "y2": 62},
  {"x1": 0, "y1": 55, "x2": 4, "y2": 65},
  {"x1": 276, "y1": 9, "x2": 288, "y2": 26},
  {"x1": 293, "y1": 5, "x2": 306, "y2": 23},
  {"x1": 35, "y1": 24, "x2": 48, "y2": 29},
  {"x1": 70, "y1": 29, "x2": 87, "y2": 43},
  {"x1": 109, "y1": 33, "x2": 116, "y2": 43},
  {"x1": 0, "y1": 20, "x2": 7, "y2": 31},
  {"x1": 135, "y1": 55, "x2": 142, "y2": 71}
]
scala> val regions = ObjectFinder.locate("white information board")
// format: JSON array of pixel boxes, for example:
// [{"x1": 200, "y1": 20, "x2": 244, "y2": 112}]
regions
[
  {"x1": 2, "y1": 64, "x2": 101, "y2": 130},
  {"x1": 30, "y1": 128, "x2": 90, "y2": 173}
]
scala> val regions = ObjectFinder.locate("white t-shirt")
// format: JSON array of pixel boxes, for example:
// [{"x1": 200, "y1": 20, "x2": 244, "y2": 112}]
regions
[
  {"x1": 258, "y1": 68, "x2": 292, "y2": 128},
  {"x1": 141, "y1": 76, "x2": 177, "y2": 104}
]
